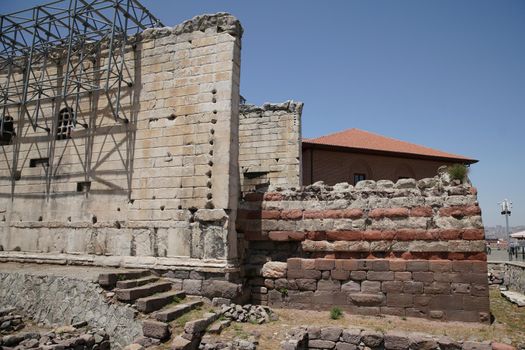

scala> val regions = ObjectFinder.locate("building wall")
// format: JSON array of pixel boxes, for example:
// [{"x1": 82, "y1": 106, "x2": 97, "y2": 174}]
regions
[
  {"x1": 0, "y1": 14, "x2": 242, "y2": 271},
  {"x1": 302, "y1": 148, "x2": 459, "y2": 185},
  {"x1": 239, "y1": 101, "x2": 302, "y2": 193},
  {"x1": 237, "y1": 175, "x2": 489, "y2": 322}
]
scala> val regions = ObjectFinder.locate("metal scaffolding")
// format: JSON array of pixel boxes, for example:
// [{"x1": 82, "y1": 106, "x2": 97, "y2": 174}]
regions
[{"x1": 0, "y1": 0, "x2": 164, "y2": 136}]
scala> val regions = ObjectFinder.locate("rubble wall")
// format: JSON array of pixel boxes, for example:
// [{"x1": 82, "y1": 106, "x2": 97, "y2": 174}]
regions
[
  {"x1": 488, "y1": 262, "x2": 525, "y2": 294},
  {"x1": 237, "y1": 175, "x2": 490, "y2": 322},
  {"x1": 0, "y1": 271, "x2": 141, "y2": 348},
  {"x1": 238, "y1": 101, "x2": 302, "y2": 193},
  {"x1": 0, "y1": 14, "x2": 242, "y2": 272}
]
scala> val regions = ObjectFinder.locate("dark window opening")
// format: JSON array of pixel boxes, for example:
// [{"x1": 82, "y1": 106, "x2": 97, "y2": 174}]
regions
[
  {"x1": 56, "y1": 107, "x2": 74, "y2": 140},
  {"x1": 0, "y1": 116, "x2": 14, "y2": 145},
  {"x1": 29, "y1": 157, "x2": 49, "y2": 168},
  {"x1": 77, "y1": 181, "x2": 91, "y2": 193},
  {"x1": 398, "y1": 176, "x2": 409, "y2": 180},
  {"x1": 353, "y1": 173, "x2": 366, "y2": 185}
]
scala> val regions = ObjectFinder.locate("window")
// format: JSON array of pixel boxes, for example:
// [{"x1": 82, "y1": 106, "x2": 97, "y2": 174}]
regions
[
  {"x1": 0, "y1": 115, "x2": 14, "y2": 145},
  {"x1": 29, "y1": 158, "x2": 49, "y2": 168},
  {"x1": 56, "y1": 107, "x2": 74, "y2": 140},
  {"x1": 398, "y1": 176, "x2": 409, "y2": 180},
  {"x1": 353, "y1": 173, "x2": 366, "y2": 185}
]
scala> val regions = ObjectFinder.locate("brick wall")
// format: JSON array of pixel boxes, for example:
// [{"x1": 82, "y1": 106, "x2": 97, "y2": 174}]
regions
[
  {"x1": 0, "y1": 14, "x2": 242, "y2": 270},
  {"x1": 302, "y1": 147, "x2": 458, "y2": 185},
  {"x1": 237, "y1": 174, "x2": 490, "y2": 322},
  {"x1": 238, "y1": 101, "x2": 302, "y2": 193}
]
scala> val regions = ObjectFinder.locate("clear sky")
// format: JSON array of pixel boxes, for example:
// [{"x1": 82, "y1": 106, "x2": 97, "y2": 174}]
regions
[{"x1": 2, "y1": 0, "x2": 524, "y2": 227}]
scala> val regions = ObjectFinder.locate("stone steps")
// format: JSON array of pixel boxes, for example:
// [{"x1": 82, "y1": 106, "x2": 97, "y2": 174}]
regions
[
  {"x1": 154, "y1": 300, "x2": 203, "y2": 322},
  {"x1": 98, "y1": 269, "x2": 150, "y2": 288},
  {"x1": 135, "y1": 290, "x2": 186, "y2": 313},
  {"x1": 116, "y1": 276, "x2": 159, "y2": 289},
  {"x1": 116, "y1": 281, "x2": 172, "y2": 302}
]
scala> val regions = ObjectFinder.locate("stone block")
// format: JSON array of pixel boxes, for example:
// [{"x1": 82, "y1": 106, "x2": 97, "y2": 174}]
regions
[
  {"x1": 382, "y1": 281, "x2": 403, "y2": 293},
  {"x1": 386, "y1": 293, "x2": 413, "y2": 308},
  {"x1": 384, "y1": 331, "x2": 410, "y2": 350},
  {"x1": 261, "y1": 262, "x2": 287, "y2": 278},
  {"x1": 309, "y1": 339, "x2": 336, "y2": 349},
  {"x1": 296, "y1": 279, "x2": 317, "y2": 291},
  {"x1": 361, "y1": 331, "x2": 383, "y2": 347},
  {"x1": 318, "y1": 280, "x2": 341, "y2": 292},
  {"x1": 336, "y1": 343, "x2": 357, "y2": 350},
  {"x1": 331, "y1": 269, "x2": 350, "y2": 280},
  {"x1": 202, "y1": 280, "x2": 240, "y2": 299},
  {"x1": 348, "y1": 293, "x2": 384, "y2": 306},
  {"x1": 341, "y1": 328, "x2": 362, "y2": 344},
  {"x1": 367, "y1": 271, "x2": 394, "y2": 281},
  {"x1": 182, "y1": 279, "x2": 202, "y2": 295},
  {"x1": 321, "y1": 327, "x2": 342, "y2": 342},
  {"x1": 315, "y1": 258, "x2": 336, "y2": 270},
  {"x1": 462, "y1": 341, "x2": 492, "y2": 350},
  {"x1": 142, "y1": 320, "x2": 170, "y2": 340},
  {"x1": 406, "y1": 261, "x2": 429, "y2": 272},
  {"x1": 341, "y1": 281, "x2": 361, "y2": 293},
  {"x1": 361, "y1": 281, "x2": 381, "y2": 293}
]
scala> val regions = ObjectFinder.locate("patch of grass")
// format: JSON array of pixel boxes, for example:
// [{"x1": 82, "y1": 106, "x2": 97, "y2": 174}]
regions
[
  {"x1": 490, "y1": 287, "x2": 525, "y2": 346},
  {"x1": 277, "y1": 287, "x2": 288, "y2": 297},
  {"x1": 330, "y1": 307, "x2": 343, "y2": 320},
  {"x1": 447, "y1": 164, "x2": 469, "y2": 182}
]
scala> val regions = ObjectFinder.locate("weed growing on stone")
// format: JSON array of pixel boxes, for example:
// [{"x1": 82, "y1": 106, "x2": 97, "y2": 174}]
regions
[
  {"x1": 447, "y1": 164, "x2": 469, "y2": 182},
  {"x1": 278, "y1": 287, "x2": 288, "y2": 297},
  {"x1": 330, "y1": 307, "x2": 343, "y2": 320}
]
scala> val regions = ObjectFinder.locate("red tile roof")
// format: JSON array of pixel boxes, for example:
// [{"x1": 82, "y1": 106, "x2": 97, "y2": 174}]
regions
[{"x1": 303, "y1": 128, "x2": 477, "y2": 163}]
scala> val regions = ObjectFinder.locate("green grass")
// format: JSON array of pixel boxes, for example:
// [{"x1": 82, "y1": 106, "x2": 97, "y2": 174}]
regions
[
  {"x1": 330, "y1": 307, "x2": 343, "y2": 320},
  {"x1": 490, "y1": 287, "x2": 525, "y2": 346},
  {"x1": 447, "y1": 164, "x2": 469, "y2": 182}
]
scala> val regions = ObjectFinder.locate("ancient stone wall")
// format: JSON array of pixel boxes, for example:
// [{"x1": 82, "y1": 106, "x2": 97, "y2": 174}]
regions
[
  {"x1": 239, "y1": 101, "x2": 302, "y2": 193},
  {"x1": 237, "y1": 174, "x2": 490, "y2": 322},
  {"x1": 0, "y1": 271, "x2": 141, "y2": 348},
  {"x1": 0, "y1": 14, "x2": 242, "y2": 272}
]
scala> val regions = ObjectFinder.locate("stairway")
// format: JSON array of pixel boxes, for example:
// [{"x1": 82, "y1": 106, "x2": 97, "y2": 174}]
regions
[{"x1": 97, "y1": 270, "x2": 215, "y2": 349}]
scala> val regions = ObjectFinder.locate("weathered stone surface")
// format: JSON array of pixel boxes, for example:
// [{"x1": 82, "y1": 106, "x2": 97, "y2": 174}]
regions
[
  {"x1": 142, "y1": 320, "x2": 169, "y2": 340},
  {"x1": 202, "y1": 280, "x2": 241, "y2": 299},
  {"x1": 321, "y1": 327, "x2": 342, "y2": 342},
  {"x1": 361, "y1": 330, "x2": 383, "y2": 347},
  {"x1": 384, "y1": 331, "x2": 410, "y2": 350},
  {"x1": 348, "y1": 293, "x2": 384, "y2": 306},
  {"x1": 261, "y1": 262, "x2": 287, "y2": 278},
  {"x1": 309, "y1": 339, "x2": 336, "y2": 349}
]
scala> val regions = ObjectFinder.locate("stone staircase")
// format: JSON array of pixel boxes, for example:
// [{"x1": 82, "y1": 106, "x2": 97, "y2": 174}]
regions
[{"x1": 97, "y1": 269, "x2": 224, "y2": 349}]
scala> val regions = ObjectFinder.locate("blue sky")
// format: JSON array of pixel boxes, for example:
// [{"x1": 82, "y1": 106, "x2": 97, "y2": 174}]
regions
[{"x1": 2, "y1": 1, "x2": 524, "y2": 226}]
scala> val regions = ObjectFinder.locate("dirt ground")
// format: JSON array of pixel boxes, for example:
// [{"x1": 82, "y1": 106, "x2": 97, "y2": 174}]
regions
[{"x1": 217, "y1": 286, "x2": 525, "y2": 350}]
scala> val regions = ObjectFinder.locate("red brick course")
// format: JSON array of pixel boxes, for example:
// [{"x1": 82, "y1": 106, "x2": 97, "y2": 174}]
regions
[{"x1": 439, "y1": 205, "x2": 481, "y2": 217}]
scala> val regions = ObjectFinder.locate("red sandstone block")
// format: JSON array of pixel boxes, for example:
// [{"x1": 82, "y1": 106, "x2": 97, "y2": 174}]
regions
[
  {"x1": 448, "y1": 252, "x2": 465, "y2": 260},
  {"x1": 302, "y1": 259, "x2": 316, "y2": 270},
  {"x1": 437, "y1": 229, "x2": 462, "y2": 240},
  {"x1": 410, "y1": 206, "x2": 433, "y2": 217},
  {"x1": 331, "y1": 269, "x2": 350, "y2": 280},
  {"x1": 261, "y1": 210, "x2": 280, "y2": 219},
  {"x1": 492, "y1": 343, "x2": 516, "y2": 350},
  {"x1": 369, "y1": 207, "x2": 409, "y2": 219},
  {"x1": 315, "y1": 258, "x2": 335, "y2": 270},
  {"x1": 326, "y1": 231, "x2": 363, "y2": 241},
  {"x1": 244, "y1": 193, "x2": 264, "y2": 201},
  {"x1": 268, "y1": 231, "x2": 305, "y2": 241},
  {"x1": 350, "y1": 271, "x2": 367, "y2": 280},
  {"x1": 305, "y1": 231, "x2": 327, "y2": 240},
  {"x1": 342, "y1": 260, "x2": 358, "y2": 271},
  {"x1": 462, "y1": 229, "x2": 485, "y2": 240},
  {"x1": 303, "y1": 210, "x2": 324, "y2": 219},
  {"x1": 287, "y1": 258, "x2": 302, "y2": 270},
  {"x1": 389, "y1": 260, "x2": 406, "y2": 272},
  {"x1": 280, "y1": 209, "x2": 303, "y2": 220},
  {"x1": 362, "y1": 230, "x2": 384, "y2": 241},
  {"x1": 341, "y1": 208, "x2": 364, "y2": 219},
  {"x1": 323, "y1": 210, "x2": 344, "y2": 219},
  {"x1": 367, "y1": 271, "x2": 394, "y2": 281},
  {"x1": 467, "y1": 252, "x2": 487, "y2": 261},
  {"x1": 386, "y1": 293, "x2": 414, "y2": 308},
  {"x1": 263, "y1": 192, "x2": 283, "y2": 201},
  {"x1": 439, "y1": 205, "x2": 481, "y2": 217},
  {"x1": 429, "y1": 260, "x2": 451, "y2": 272}
]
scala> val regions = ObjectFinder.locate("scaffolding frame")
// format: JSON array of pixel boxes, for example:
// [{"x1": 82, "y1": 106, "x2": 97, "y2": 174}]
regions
[
  {"x1": 0, "y1": 0, "x2": 163, "y2": 197},
  {"x1": 0, "y1": 0, "x2": 163, "y2": 133}
]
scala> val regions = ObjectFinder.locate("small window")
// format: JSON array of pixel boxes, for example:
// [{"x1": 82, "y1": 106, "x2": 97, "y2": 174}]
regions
[
  {"x1": 0, "y1": 115, "x2": 14, "y2": 145},
  {"x1": 353, "y1": 173, "x2": 366, "y2": 185},
  {"x1": 56, "y1": 107, "x2": 74, "y2": 140},
  {"x1": 398, "y1": 176, "x2": 409, "y2": 180},
  {"x1": 77, "y1": 181, "x2": 91, "y2": 193},
  {"x1": 29, "y1": 157, "x2": 49, "y2": 168}
]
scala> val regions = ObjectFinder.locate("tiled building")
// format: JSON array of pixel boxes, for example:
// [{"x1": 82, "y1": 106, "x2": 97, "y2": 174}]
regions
[{"x1": 302, "y1": 128, "x2": 477, "y2": 185}]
